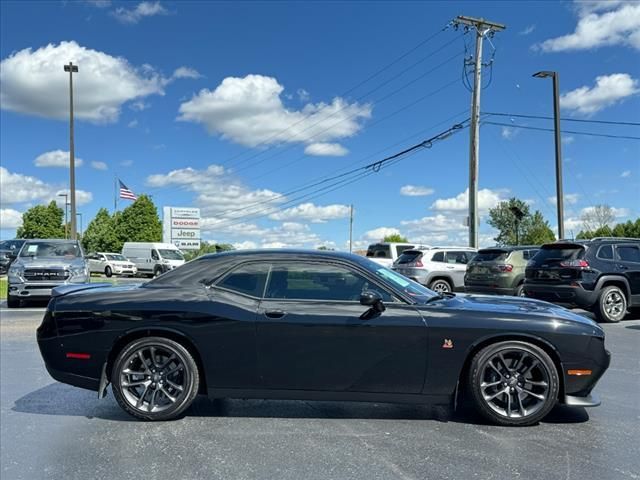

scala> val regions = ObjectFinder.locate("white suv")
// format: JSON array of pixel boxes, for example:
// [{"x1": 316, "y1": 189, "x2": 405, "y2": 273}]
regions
[
  {"x1": 392, "y1": 247, "x2": 477, "y2": 293},
  {"x1": 87, "y1": 252, "x2": 138, "y2": 277}
]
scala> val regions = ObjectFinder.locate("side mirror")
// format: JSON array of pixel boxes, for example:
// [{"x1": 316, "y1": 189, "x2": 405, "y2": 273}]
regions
[{"x1": 360, "y1": 290, "x2": 386, "y2": 313}]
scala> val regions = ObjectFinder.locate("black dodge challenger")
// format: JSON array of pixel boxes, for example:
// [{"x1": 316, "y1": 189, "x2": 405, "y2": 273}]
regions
[{"x1": 37, "y1": 250, "x2": 610, "y2": 425}]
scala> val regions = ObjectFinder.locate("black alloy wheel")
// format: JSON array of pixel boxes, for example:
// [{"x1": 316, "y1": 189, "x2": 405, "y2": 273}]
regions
[
  {"x1": 468, "y1": 341, "x2": 559, "y2": 426},
  {"x1": 112, "y1": 337, "x2": 199, "y2": 421},
  {"x1": 595, "y1": 285, "x2": 627, "y2": 323}
]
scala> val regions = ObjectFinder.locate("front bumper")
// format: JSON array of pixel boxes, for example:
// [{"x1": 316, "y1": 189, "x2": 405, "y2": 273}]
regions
[
  {"x1": 564, "y1": 393, "x2": 601, "y2": 407},
  {"x1": 113, "y1": 267, "x2": 137, "y2": 275},
  {"x1": 9, "y1": 279, "x2": 89, "y2": 298},
  {"x1": 524, "y1": 283, "x2": 597, "y2": 308}
]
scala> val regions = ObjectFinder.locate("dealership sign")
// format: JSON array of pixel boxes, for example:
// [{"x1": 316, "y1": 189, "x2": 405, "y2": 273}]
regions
[{"x1": 163, "y1": 207, "x2": 201, "y2": 250}]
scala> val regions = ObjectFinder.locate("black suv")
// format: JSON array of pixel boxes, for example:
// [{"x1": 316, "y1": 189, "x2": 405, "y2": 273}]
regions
[{"x1": 524, "y1": 238, "x2": 640, "y2": 322}]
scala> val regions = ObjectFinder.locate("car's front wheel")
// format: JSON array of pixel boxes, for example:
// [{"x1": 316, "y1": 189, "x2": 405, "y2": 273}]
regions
[
  {"x1": 468, "y1": 341, "x2": 559, "y2": 426},
  {"x1": 104, "y1": 266, "x2": 113, "y2": 278},
  {"x1": 6, "y1": 294, "x2": 20, "y2": 308},
  {"x1": 594, "y1": 285, "x2": 627, "y2": 323},
  {"x1": 111, "y1": 337, "x2": 200, "y2": 421}
]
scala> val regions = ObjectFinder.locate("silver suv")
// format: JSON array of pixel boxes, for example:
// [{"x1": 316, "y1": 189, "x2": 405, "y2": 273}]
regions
[
  {"x1": 392, "y1": 247, "x2": 477, "y2": 293},
  {"x1": 7, "y1": 239, "x2": 89, "y2": 308}
]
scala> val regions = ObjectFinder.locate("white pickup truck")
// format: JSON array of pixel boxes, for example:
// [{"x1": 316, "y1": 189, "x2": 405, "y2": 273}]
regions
[{"x1": 365, "y1": 242, "x2": 425, "y2": 268}]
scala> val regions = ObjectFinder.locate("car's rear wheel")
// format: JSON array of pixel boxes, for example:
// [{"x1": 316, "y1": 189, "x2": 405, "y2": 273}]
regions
[
  {"x1": 104, "y1": 266, "x2": 113, "y2": 278},
  {"x1": 429, "y1": 279, "x2": 451, "y2": 294},
  {"x1": 111, "y1": 337, "x2": 199, "y2": 421},
  {"x1": 594, "y1": 285, "x2": 626, "y2": 323},
  {"x1": 468, "y1": 341, "x2": 559, "y2": 426},
  {"x1": 515, "y1": 284, "x2": 525, "y2": 297},
  {"x1": 7, "y1": 294, "x2": 20, "y2": 308}
]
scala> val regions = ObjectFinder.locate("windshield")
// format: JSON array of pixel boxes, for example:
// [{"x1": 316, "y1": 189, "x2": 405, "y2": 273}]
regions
[
  {"x1": 374, "y1": 266, "x2": 438, "y2": 303},
  {"x1": 106, "y1": 254, "x2": 127, "y2": 261},
  {"x1": 531, "y1": 245, "x2": 584, "y2": 265},
  {"x1": 0, "y1": 240, "x2": 24, "y2": 251},
  {"x1": 19, "y1": 241, "x2": 81, "y2": 258},
  {"x1": 158, "y1": 249, "x2": 184, "y2": 260},
  {"x1": 396, "y1": 250, "x2": 423, "y2": 264}
]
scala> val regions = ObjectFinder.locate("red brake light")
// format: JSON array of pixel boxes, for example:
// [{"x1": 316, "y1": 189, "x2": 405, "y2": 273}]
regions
[
  {"x1": 493, "y1": 264, "x2": 513, "y2": 272},
  {"x1": 415, "y1": 260, "x2": 424, "y2": 267},
  {"x1": 560, "y1": 259, "x2": 589, "y2": 268}
]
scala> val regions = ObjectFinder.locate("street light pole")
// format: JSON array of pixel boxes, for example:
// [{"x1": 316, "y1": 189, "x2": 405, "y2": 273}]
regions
[
  {"x1": 64, "y1": 62, "x2": 79, "y2": 240},
  {"x1": 76, "y1": 213, "x2": 83, "y2": 238},
  {"x1": 533, "y1": 70, "x2": 565, "y2": 240},
  {"x1": 57, "y1": 193, "x2": 68, "y2": 239}
]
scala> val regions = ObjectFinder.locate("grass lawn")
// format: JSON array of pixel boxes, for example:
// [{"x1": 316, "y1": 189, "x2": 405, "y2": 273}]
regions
[{"x1": 0, "y1": 277, "x2": 6, "y2": 300}]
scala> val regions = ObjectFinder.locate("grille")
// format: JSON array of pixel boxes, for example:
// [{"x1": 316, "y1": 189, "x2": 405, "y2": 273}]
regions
[{"x1": 23, "y1": 268, "x2": 69, "y2": 281}]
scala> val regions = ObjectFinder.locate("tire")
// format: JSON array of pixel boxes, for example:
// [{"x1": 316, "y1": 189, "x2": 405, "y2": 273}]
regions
[
  {"x1": 105, "y1": 266, "x2": 113, "y2": 278},
  {"x1": 429, "y1": 279, "x2": 452, "y2": 294},
  {"x1": 594, "y1": 285, "x2": 627, "y2": 323},
  {"x1": 111, "y1": 337, "x2": 200, "y2": 421},
  {"x1": 153, "y1": 266, "x2": 163, "y2": 278},
  {"x1": 7, "y1": 294, "x2": 20, "y2": 308},
  {"x1": 468, "y1": 340, "x2": 559, "y2": 426},
  {"x1": 515, "y1": 284, "x2": 525, "y2": 297}
]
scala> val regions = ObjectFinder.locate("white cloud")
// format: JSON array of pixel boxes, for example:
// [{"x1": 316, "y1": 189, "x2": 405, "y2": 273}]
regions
[
  {"x1": 233, "y1": 240, "x2": 257, "y2": 250},
  {"x1": 621, "y1": 170, "x2": 632, "y2": 177},
  {"x1": 127, "y1": 119, "x2": 139, "y2": 128},
  {"x1": 91, "y1": 161, "x2": 108, "y2": 170},
  {"x1": 120, "y1": 160, "x2": 133, "y2": 167},
  {"x1": 304, "y1": 143, "x2": 349, "y2": 156},
  {"x1": 1, "y1": 41, "x2": 166, "y2": 123},
  {"x1": 580, "y1": 205, "x2": 629, "y2": 218},
  {"x1": 86, "y1": 0, "x2": 111, "y2": 7},
  {"x1": 130, "y1": 101, "x2": 149, "y2": 112},
  {"x1": 400, "y1": 214, "x2": 469, "y2": 244},
  {"x1": 112, "y1": 1, "x2": 168, "y2": 24},
  {"x1": 0, "y1": 208, "x2": 23, "y2": 229},
  {"x1": 363, "y1": 227, "x2": 402, "y2": 242},
  {"x1": 172, "y1": 66, "x2": 201, "y2": 80},
  {"x1": 519, "y1": 24, "x2": 536, "y2": 35},
  {"x1": 400, "y1": 185, "x2": 434, "y2": 197},
  {"x1": 202, "y1": 219, "x2": 323, "y2": 249},
  {"x1": 537, "y1": 2, "x2": 640, "y2": 51},
  {"x1": 268, "y1": 203, "x2": 350, "y2": 223},
  {"x1": 501, "y1": 126, "x2": 518, "y2": 140},
  {"x1": 178, "y1": 74, "x2": 371, "y2": 154},
  {"x1": 560, "y1": 73, "x2": 639, "y2": 114},
  {"x1": 34, "y1": 150, "x2": 84, "y2": 168},
  {"x1": 0, "y1": 167, "x2": 92, "y2": 207},
  {"x1": 548, "y1": 193, "x2": 581, "y2": 205},
  {"x1": 297, "y1": 88, "x2": 310, "y2": 102},
  {"x1": 562, "y1": 135, "x2": 575, "y2": 145},
  {"x1": 431, "y1": 188, "x2": 506, "y2": 212}
]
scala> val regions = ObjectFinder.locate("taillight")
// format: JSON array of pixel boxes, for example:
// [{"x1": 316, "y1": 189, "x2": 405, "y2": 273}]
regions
[
  {"x1": 560, "y1": 259, "x2": 589, "y2": 268},
  {"x1": 493, "y1": 264, "x2": 513, "y2": 272},
  {"x1": 415, "y1": 260, "x2": 424, "y2": 267}
]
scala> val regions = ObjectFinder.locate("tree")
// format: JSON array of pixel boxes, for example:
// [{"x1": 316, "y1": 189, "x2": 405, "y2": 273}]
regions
[
  {"x1": 182, "y1": 241, "x2": 235, "y2": 261},
  {"x1": 383, "y1": 233, "x2": 408, "y2": 243},
  {"x1": 581, "y1": 205, "x2": 615, "y2": 234},
  {"x1": 115, "y1": 195, "x2": 162, "y2": 244},
  {"x1": 578, "y1": 218, "x2": 640, "y2": 239},
  {"x1": 16, "y1": 201, "x2": 65, "y2": 239},
  {"x1": 488, "y1": 198, "x2": 555, "y2": 246},
  {"x1": 82, "y1": 208, "x2": 121, "y2": 253}
]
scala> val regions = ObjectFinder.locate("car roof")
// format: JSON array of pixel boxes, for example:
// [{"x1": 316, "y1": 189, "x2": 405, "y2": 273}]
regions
[
  {"x1": 200, "y1": 248, "x2": 376, "y2": 266},
  {"x1": 23, "y1": 238, "x2": 80, "y2": 243}
]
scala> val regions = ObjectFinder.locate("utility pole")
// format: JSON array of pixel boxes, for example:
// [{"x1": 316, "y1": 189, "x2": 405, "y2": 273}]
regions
[
  {"x1": 57, "y1": 193, "x2": 68, "y2": 239},
  {"x1": 453, "y1": 16, "x2": 505, "y2": 248},
  {"x1": 349, "y1": 205, "x2": 354, "y2": 253},
  {"x1": 64, "y1": 62, "x2": 79, "y2": 240},
  {"x1": 533, "y1": 70, "x2": 564, "y2": 240}
]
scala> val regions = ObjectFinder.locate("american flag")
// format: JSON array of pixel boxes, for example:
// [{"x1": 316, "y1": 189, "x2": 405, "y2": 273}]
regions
[{"x1": 119, "y1": 180, "x2": 137, "y2": 201}]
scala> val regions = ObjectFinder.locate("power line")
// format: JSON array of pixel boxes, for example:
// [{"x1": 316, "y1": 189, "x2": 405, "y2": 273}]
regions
[
  {"x1": 483, "y1": 121, "x2": 640, "y2": 140},
  {"x1": 484, "y1": 112, "x2": 640, "y2": 127},
  {"x1": 208, "y1": 121, "x2": 468, "y2": 230}
]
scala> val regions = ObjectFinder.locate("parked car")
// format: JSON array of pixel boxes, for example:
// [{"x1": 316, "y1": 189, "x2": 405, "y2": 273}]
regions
[
  {"x1": 366, "y1": 242, "x2": 421, "y2": 267},
  {"x1": 393, "y1": 247, "x2": 476, "y2": 293},
  {"x1": 7, "y1": 239, "x2": 88, "y2": 308},
  {"x1": 121, "y1": 242, "x2": 185, "y2": 277},
  {"x1": 465, "y1": 246, "x2": 540, "y2": 297},
  {"x1": 87, "y1": 252, "x2": 138, "y2": 277},
  {"x1": 524, "y1": 237, "x2": 640, "y2": 323},
  {"x1": 0, "y1": 239, "x2": 25, "y2": 274},
  {"x1": 38, "y1": 249, "x2": 609, "y2": 426}
]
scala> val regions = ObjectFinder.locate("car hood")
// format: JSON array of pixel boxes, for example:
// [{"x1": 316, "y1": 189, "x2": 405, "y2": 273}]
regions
[
  {"x1": 422, "y1": 293, "x2": 599, "y2": 328},
  {"x1": 13, "y1": 257, "x2": 86, "y2": 269}
]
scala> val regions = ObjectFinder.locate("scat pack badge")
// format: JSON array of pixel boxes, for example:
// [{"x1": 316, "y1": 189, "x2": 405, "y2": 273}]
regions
[{"x1": 442, "y1": 339, "x2": 454, "y2": 349}]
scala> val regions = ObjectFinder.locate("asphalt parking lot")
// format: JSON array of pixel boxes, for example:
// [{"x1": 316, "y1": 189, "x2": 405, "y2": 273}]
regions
[{"x1": 1, "y1": 303, "x2": 638, "y2": 480}]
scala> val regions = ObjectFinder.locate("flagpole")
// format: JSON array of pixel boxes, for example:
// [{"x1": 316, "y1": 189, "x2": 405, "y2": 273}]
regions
[{"x1": 114, "y1": 175, "x2": 118, "y2": 213}]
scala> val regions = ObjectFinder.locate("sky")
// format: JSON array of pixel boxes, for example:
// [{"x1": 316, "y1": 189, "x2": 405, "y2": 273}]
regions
[{"x1": 1, "y1": 0, "x2": 639, "y2": 250}]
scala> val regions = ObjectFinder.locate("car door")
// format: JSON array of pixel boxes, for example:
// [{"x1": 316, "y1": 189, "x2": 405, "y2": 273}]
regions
[
  {"x1": 614, "y1": 244, "x2": 640, "y2": 301},
  {"x1": 445, "y1": 251, "x2": 470, "y2": 289},
  {"x1": 256, "y1": 261, "x2": 427, "y2": 394}
]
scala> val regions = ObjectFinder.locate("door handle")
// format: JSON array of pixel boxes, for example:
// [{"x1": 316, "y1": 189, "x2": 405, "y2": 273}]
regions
[
  {"x1": 264, "y1": 310, "x2": 286, "y2": 319},
  {"x1": 618, "y1": 264, "x2": 628, "y2": 270}
]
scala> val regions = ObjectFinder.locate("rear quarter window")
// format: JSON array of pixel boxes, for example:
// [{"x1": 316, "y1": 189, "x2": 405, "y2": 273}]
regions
[{"x1": 596, "y1": 245, "x2": 614, "y2": 260}]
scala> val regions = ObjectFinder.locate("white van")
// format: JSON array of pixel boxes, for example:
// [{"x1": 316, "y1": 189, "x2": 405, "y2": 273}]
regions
[{"x1": 121, "y1": 242, "x2": 185, "y2": 277}]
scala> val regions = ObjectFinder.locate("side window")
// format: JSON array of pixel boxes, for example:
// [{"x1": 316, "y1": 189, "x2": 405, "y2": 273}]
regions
[
  {"x1": 522, "y1": 249, "x2": 538, "y2": 260},
  {"x1": 597, "y1": 245, "x2": 613, "y2": 260},
  {"x1": 616, "y1": 245, "x2": 640, "y2": 263},
  {"x1": 265, "y1": 263, "x2": 393, "y2": 302},
  {"x1": 151, "y1": 249, "x2": 159, "y2": 261},
  {"x1": 431, "y1": 251, "x2": 445, "y2": 263},
  {"x1": 216, "y1": 263, "x2": 269, "y2": 297},
  {"x1": 445, "y1": 251, "x2": 469, "y2": 264}
]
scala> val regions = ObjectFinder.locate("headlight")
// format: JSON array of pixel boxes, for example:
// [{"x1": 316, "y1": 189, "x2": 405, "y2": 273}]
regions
[
  {"x1": 69, "y1": 266, "x2": 88, "y2": 278},
  {"x1": 8, "y1": 265, "x2": 23, "y2": 279},
  {"x1": 162, "y1": 259, "x2": 170, "y2": 264}
]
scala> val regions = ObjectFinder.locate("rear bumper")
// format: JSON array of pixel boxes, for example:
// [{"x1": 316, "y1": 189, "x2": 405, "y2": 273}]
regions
[
  {"x1": 44, "y1": 364, "x2": 100, "y2": 392},
  {"x1": 524, "y1": 283, "x2": 597, "y2": 308}
]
